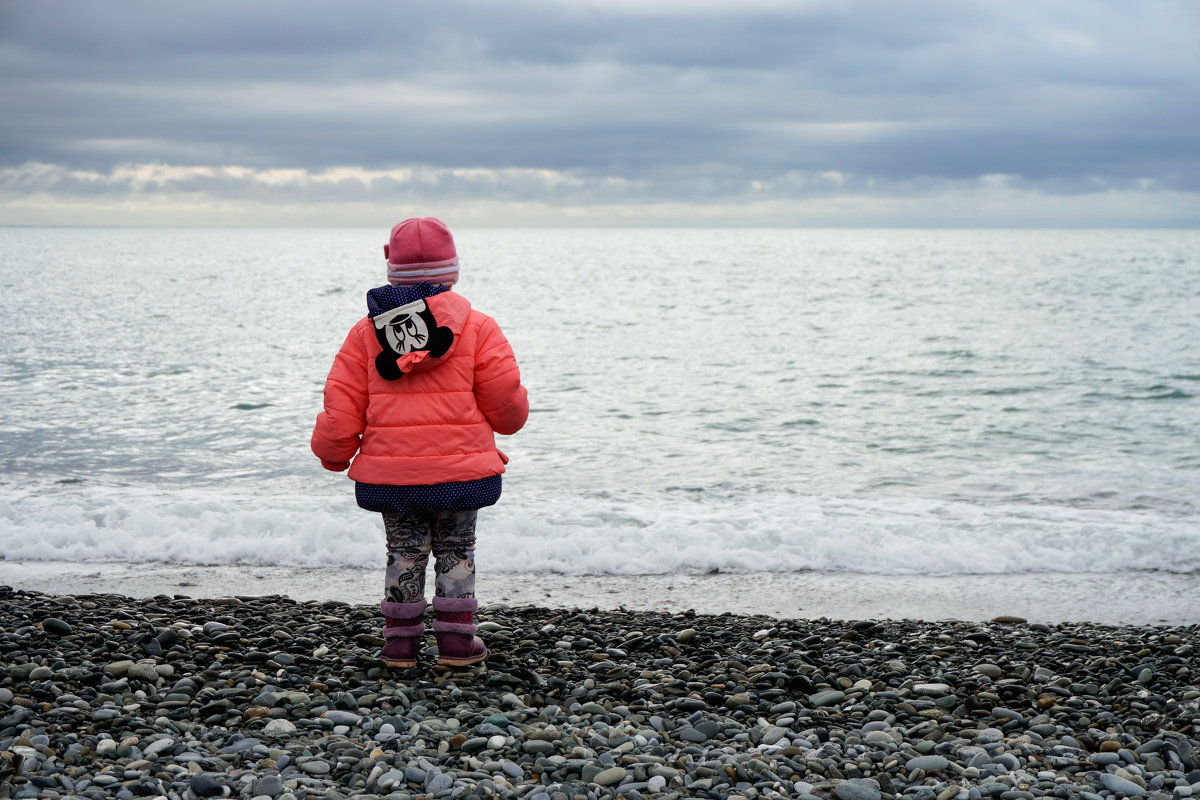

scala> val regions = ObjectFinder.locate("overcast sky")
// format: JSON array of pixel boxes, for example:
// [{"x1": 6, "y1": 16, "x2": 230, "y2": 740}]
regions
[{"x1": 2, "y1": 0, "x2": 1197, "y2": 225}]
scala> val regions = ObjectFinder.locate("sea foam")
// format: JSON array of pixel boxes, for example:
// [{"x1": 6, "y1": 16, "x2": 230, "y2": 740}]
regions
[{"x1": 2, "y1": 484, "x2": 1195, "y2": 575}]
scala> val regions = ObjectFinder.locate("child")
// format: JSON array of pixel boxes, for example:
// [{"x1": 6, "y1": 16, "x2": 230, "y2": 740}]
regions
[{"x1": 311, "y1": 217, "x2": 528, "y2": 667}]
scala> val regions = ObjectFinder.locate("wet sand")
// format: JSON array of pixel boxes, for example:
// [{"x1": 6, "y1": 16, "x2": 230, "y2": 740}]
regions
[{"x1": 2, "y1": 561, "x2": 1198, "y2": 625}]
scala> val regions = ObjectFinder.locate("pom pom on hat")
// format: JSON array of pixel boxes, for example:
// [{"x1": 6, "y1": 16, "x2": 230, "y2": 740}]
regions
[{"x1": 384, "y1": 217, "x2": 459, "y2": 286}]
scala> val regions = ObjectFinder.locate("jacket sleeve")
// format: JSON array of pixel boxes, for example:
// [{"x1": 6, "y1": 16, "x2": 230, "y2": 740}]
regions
[
  {"x1": 311, "y1": 322, "x2": 370, "y2": 469},
  {"x1": 473, "y1": 317, "x2": 529, "y2": 436}
]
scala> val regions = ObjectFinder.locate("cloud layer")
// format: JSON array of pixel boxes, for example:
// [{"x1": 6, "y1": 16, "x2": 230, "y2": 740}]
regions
[{"x1": 1, "y1": 0, "x2": 1197, "y2": 224}]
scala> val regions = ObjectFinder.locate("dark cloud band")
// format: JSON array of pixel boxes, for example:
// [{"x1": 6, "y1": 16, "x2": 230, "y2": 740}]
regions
[{"x1": 1, "y1": 0, "x2": 1197, "y2": 222}]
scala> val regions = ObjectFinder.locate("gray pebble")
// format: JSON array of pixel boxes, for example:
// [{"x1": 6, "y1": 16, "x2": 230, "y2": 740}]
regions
[
  {"x1": 127, "y1": 662, "x2": 160, "y2": 682},
  {"x1": 1099, "y1": 773, "x2": 1148, "y2": 796},
  {"x1": 143, "y1": 738, "x2": 175, "y2": 758},
  {"x1": 253, "y1": 775, "x2": 285, "y2": 797},
  {"x1": 993, "y1": 753, "x2": 1021, "y2": 770},
  {"x1": 594, "y1": 767, "x2": 628, "y2": 786},
  {"x1": 189, "y1": 773, "x2": 225, "y2": 797},
  {"x1": 300, "y1": 760, "x2": 331, "y2": 775},
  {"x1": 906, "y1": 755, "x2": 950, "y2": 772},
  {"x1": 104, "y1": 660, "x2": 134, "y2": 676},
  {"x1": 834, "y1": 778, "x2": 882, "y2": 800},
  {"x1": 761, "y1": 726, "x2": 788, "y2": 745},
  {"x1": 810, "y1": 690, "x2": 846, "y2": 707}
]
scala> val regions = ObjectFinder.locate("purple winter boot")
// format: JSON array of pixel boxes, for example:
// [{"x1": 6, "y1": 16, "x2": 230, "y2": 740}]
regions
[
  {"x1": 380, "y1": 600, "x2": 426, "y2": 668},
  {"x1": 432, "y1": 596, "x2": 488, "y2": 667}
]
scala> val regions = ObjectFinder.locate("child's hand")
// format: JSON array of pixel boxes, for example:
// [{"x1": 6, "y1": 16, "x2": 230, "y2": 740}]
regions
[{"x1": 320, "y1": 459, "x2": 351, "y2": 472}]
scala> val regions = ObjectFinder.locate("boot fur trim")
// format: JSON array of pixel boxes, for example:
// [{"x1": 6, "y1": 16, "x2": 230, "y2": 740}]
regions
[
  {"x1": 431, "y1": 596, "x2": 477, "y2": 613},
  {"x1": 381, "y1": 599, "x2": 426, "y2": 618},
  {"x1": 383, "y1": 622, "x2": 424, "y2": 638},
  {"x1": 432, "y1": 619, "x2": 477, "y2": 634}
]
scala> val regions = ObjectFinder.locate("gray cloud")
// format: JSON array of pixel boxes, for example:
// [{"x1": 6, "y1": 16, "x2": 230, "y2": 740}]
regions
[{"x1": 1, "y1": 0, "x2": 1198, "y2": 222}]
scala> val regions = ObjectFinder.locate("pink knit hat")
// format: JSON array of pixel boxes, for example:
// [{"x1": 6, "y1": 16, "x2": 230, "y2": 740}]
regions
[{"x1": 383, "y1": 217, "x2": 459, "y2": 286}]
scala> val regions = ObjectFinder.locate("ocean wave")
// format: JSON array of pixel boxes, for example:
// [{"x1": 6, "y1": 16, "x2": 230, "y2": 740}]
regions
[{"x1": 1, "y1": 484, "x2": 1197, "y2": 576}]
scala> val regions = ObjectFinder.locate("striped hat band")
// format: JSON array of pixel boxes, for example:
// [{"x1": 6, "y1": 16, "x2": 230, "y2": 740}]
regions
[{"x1": 386, "y1": 257, "x2": 460, "y2": 285}]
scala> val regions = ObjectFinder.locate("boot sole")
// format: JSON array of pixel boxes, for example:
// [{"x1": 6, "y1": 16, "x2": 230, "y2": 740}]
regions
[
  {"x1": 380, "y1": 657, "x2": 417, "y2": 668},
  {"x1": 437, "y1": 648, "x2": 488, "y2": 667}
]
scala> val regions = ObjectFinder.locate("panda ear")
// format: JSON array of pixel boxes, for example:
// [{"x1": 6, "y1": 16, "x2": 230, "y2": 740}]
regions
[
  {"x1": 427, "y1": 326, "x2": 454, "y2": 358},
  {"x1": 375, "y1": 352, "x2": 404, "y2": 381},
  {"x1": 373, "y1": 324, "x2": 393, "y2": 354}
]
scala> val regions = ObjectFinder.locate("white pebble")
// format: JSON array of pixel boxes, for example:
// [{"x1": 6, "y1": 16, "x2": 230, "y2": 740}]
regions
[{"x1": 263, "y1": 719, "x2": 297, "y2": 737}]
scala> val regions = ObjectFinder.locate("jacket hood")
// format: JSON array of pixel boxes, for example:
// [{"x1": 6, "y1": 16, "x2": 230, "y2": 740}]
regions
[
  {"x1": 367, "y1": 282, "x2": 447, "y2": 317},
  {"x1": 366, "y1": 283, "x2": 472, "y2": 378}
]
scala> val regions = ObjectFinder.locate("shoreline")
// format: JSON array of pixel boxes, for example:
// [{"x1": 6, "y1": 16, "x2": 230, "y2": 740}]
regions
[
  {"x1": 2, "y1": 561, "x2": 1200, "y2": 625},
  {"x1": 2, "y1": 587, "x2": 1198, "y2": 799}
]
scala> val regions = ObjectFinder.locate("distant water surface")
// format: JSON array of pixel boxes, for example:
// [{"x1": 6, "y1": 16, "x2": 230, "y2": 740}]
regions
[{"x1": 1, "y1": 227, "x2": 1197, "y2": 577}]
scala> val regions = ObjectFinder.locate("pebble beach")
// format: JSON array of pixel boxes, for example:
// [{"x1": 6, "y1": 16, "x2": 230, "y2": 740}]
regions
[{"x1": 3, "y1": 587, "x2": 1199, "y2": 800}]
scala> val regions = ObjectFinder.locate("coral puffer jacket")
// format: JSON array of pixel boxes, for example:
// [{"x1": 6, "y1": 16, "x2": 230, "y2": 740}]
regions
[{"x1": 311, "y1": 285, "x2": 528, "y2": 485}]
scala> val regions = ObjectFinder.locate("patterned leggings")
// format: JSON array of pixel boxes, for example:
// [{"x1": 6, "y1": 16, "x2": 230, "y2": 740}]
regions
[{"x1": 382, "y1": 510, "x2": 477, "y2": 604}]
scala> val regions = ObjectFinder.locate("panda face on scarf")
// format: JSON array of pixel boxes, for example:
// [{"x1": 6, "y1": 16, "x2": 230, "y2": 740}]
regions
[
  {"x1": 371, "y1": 298, "x2": 454, "y2": 380},
  {"x1": 381, "y1": 307, "x2": 430, "y2": 354}
]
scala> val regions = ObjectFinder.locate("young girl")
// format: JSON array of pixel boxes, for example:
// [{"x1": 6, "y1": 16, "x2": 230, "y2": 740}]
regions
[{"x1": 311, "y1": 217, "x2": 528, "y2": 667}]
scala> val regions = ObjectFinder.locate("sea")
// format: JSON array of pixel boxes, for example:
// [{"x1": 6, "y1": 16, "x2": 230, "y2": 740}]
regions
[{"x1": 1, "y1": 227, "x2": 1198, "y2": 621}]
